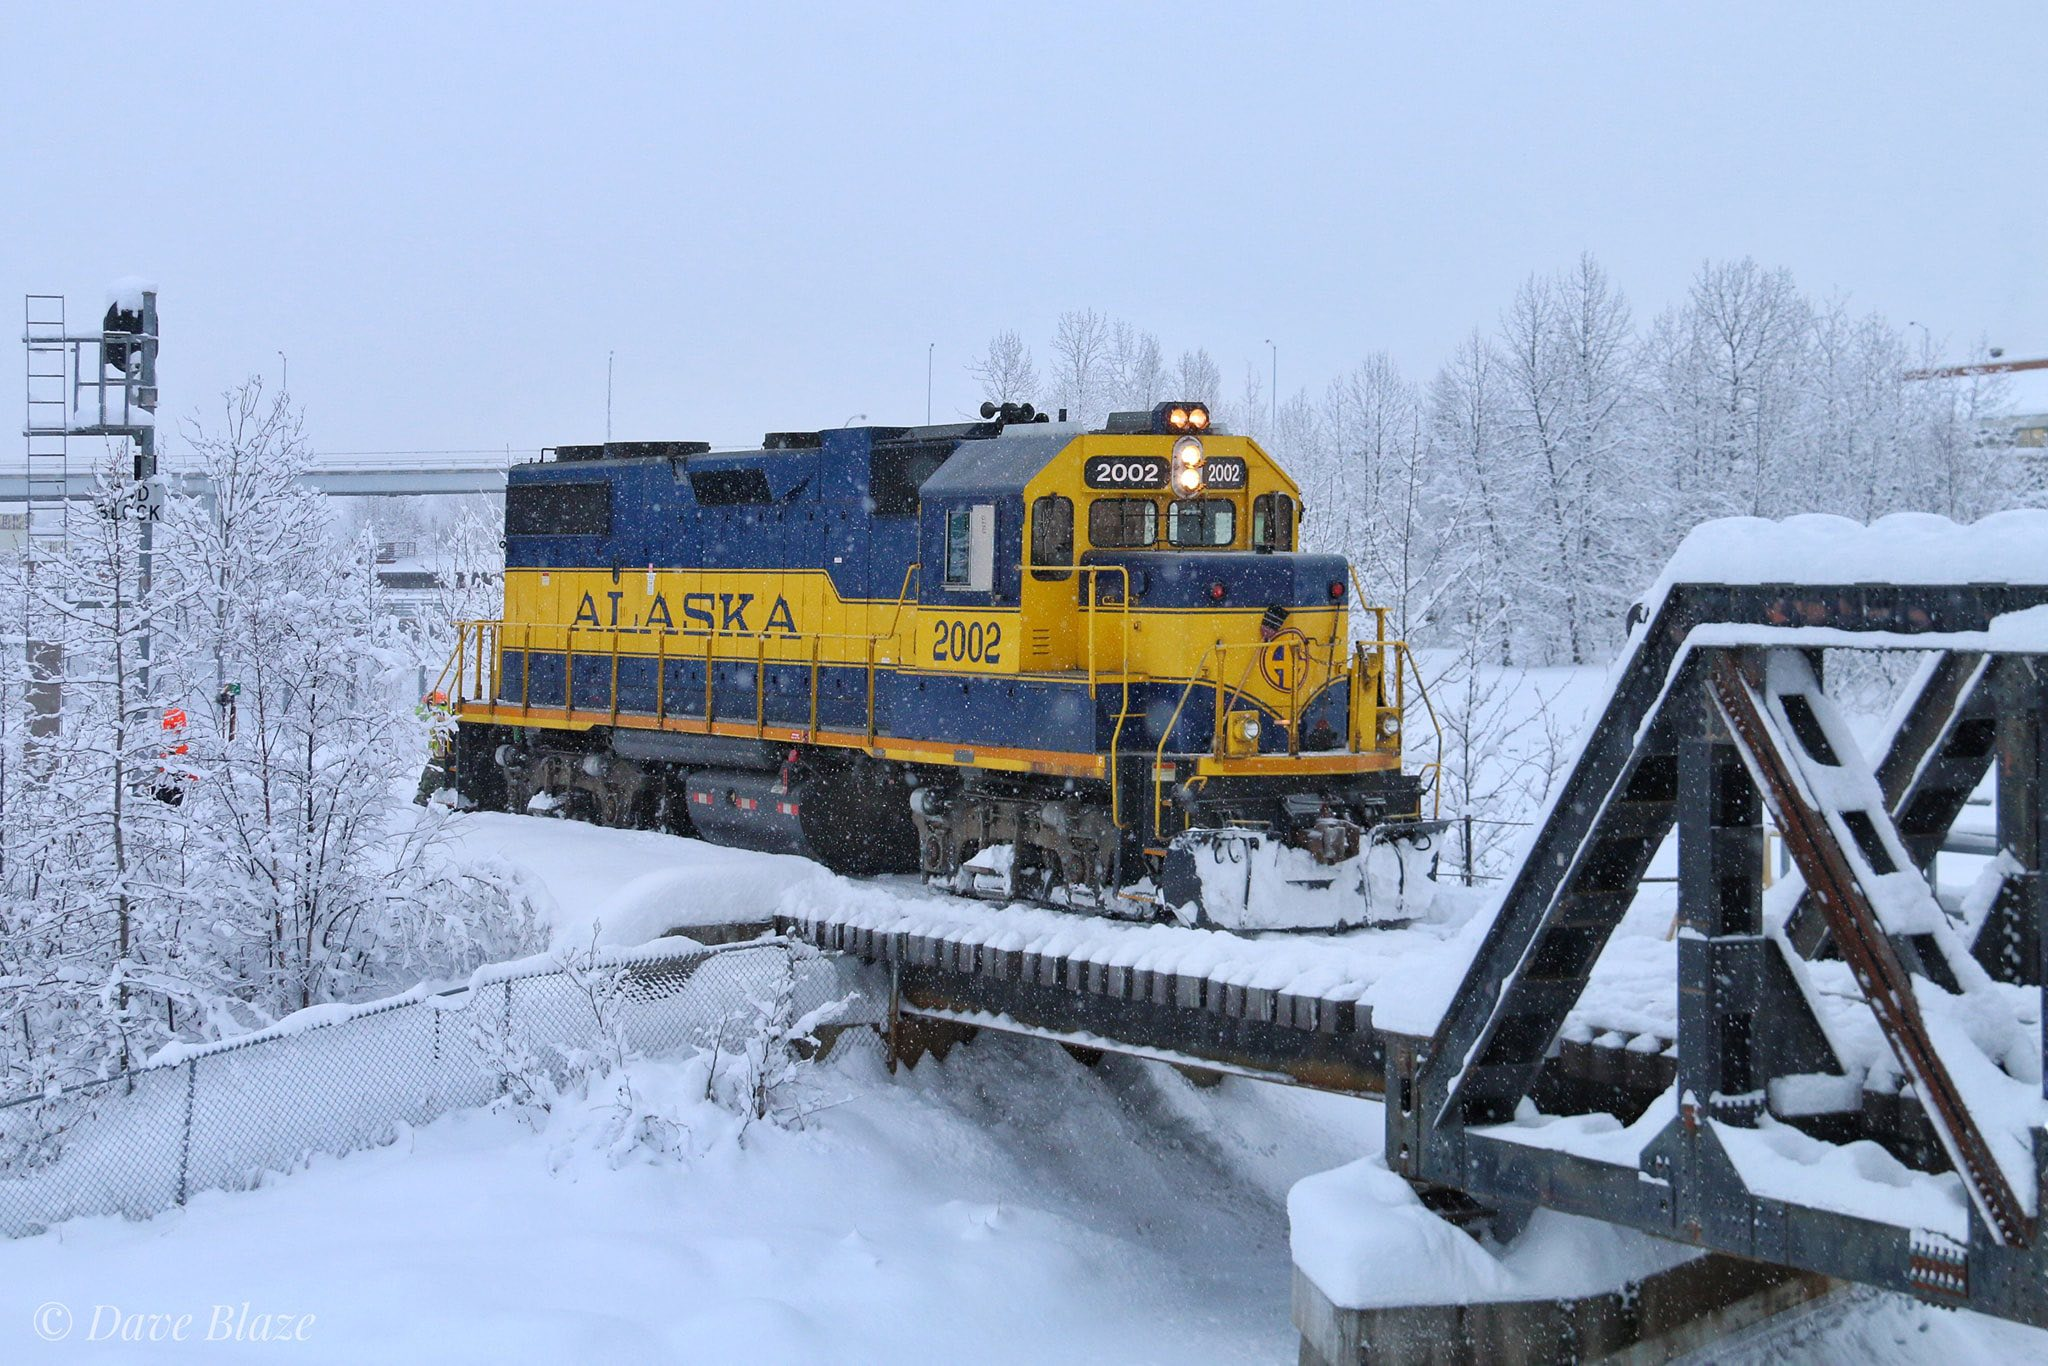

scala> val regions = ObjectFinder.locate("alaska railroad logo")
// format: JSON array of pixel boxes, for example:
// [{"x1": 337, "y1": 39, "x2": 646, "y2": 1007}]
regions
[{"x1": 1260, "y1": 629, "x2": 1306, "y2": 692}]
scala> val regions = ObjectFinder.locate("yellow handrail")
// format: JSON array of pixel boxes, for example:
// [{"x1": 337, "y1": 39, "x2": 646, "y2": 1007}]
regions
[
  {"x1": 1150, "y1": 640, "x2": 1224, "y2": 835},
  {"x1": 879, "y1": 562, "x2": 921, "y2": 644},
  {"x1": 1397, "y1": 640, "x2": 1445, "y2": 818},
  {"x1": 1080, "y1": 564, "x2": 1136, "y2": 824}
]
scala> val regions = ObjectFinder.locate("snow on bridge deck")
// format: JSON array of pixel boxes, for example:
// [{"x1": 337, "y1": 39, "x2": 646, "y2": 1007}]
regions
[{"x1": 776, "y1": 873, "x2": 1499, "y2": 1093}]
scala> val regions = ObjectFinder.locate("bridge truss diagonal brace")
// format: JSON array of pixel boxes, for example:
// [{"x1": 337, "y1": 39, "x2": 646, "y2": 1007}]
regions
[
  {"x1": 1785, "y1": 651, "x2": 2007, "y2": 970},
  {"x1": 1707, "y1": 646, "x2": 2032, "y2": 1249}
]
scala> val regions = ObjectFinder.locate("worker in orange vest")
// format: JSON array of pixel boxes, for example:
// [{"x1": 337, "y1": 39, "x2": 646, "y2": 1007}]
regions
[{"x1": 414, "y1": 690, "x2": 456, "y2": 806}]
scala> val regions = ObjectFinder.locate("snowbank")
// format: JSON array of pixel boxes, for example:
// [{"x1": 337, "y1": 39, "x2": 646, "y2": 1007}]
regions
[
  {"x1": 1289, "y1": 1157, "x2": 1693, "y2": 1310},
  {"x1": 437, "y1": 812, "x2": 825, "y2": 948}
]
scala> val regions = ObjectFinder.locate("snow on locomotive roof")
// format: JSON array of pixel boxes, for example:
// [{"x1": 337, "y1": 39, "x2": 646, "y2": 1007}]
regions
[{"x1": 1652, "y1": 509, "x2": 2048, "y2": 599}]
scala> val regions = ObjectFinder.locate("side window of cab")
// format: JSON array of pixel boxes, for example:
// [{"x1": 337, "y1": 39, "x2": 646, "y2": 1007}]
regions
[
  {"x1": 1030, "y1": 494, "x2": 1073, "y2": 580},
  {"x1": 1252, "y1": 492, "x2": 1296, "y2": 552},
  {"x1": 943, "y1": 504, "x2": 995, "y2": 591}
]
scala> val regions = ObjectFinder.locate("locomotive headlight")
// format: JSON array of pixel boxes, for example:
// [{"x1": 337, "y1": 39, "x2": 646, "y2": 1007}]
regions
[
  {"x1": 1167, "y1": 406, "x2": 1191, "y2": 430},
  {"x1": 1170, "y1": 436, "x2": 1206, "y2": 496},
  {"x1": 1236, "y1": 714, "x2": 1261, "y2": 743},
  {"x1": 1187, "y1": 404, "x2": 1210, "y2": 430},
  {"x1": 1379, "y1": 712, "x2": 1402, "y2": 739}
]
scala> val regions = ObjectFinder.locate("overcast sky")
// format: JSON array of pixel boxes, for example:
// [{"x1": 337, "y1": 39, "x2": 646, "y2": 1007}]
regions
[{"x1": 5, "y1": 3, "x2": 2043, "y2": 455}]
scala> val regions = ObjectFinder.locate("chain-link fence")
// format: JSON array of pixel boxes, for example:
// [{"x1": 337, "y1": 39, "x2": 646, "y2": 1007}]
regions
[{"x1": 0, "y1": 937, "x2": 873, "y2": 1239}]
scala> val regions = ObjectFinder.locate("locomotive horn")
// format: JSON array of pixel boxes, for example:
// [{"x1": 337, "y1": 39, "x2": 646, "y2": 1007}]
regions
[{"x1": 980, "y1": 401, "x2": 999, "y2": 419}]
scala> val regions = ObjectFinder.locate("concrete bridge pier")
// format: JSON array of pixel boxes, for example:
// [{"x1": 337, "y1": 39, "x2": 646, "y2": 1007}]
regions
[{"x1": 1293, "y1": 1246, "x2": 1837, "y2": 1365}]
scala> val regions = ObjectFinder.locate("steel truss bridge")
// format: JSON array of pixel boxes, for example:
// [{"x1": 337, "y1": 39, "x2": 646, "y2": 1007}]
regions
[{"x1": 788, "y1": 574, "x2": 2048, "y2": 1329}]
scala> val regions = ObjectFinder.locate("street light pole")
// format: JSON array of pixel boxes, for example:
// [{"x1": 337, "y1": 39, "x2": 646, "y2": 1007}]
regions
[
  {"x1": 927, "y1": 342, "x2": 935, "y2": 424},
  {"x1": 1264, "y1": 339, "x2": 1277, "y2": 435}
]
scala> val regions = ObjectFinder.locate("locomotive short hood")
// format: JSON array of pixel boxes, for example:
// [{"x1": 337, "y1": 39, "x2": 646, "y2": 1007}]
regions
[{"x1": 912, "y1": 425, "x2": 1083, "y2": 501}]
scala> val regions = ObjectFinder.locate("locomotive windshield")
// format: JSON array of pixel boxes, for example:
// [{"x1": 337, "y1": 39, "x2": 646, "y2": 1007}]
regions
[
  {"x1": 1166, "y1": 499, "x2": 1236, "y2": 548},
  {"x1": 1088, "y1": 497, "x2": 1158, "y2": 548}
]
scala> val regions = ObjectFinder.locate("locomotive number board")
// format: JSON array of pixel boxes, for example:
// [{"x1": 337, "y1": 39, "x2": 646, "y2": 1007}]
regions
[
  {"x1": 1082, "y1": 456, "x2": 1168, "y2": 490},
  {"x1": 1204, "y1": 456, "x2": 1248, "y2": 490}
]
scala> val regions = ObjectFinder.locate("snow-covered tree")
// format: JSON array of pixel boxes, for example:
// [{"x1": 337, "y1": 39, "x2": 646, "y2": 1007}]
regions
[
  {"x1": 0, "y1": 446, "x2": 194, "y2": 1084},
  {"x1": 966, "y1": 329, "x2": 1040, "y2": 406},
  {"x1": 1171, "y1": 347, "x2": 1224, "y2": 413},
  {"x1": 1106, "y1": 321, "x2": 1166, "y2": 415},
  {"x1": 0, "y1": 385, "x2": 538, "y2": 1093},
  {"x1": 1049, "y1": 309, "x2": 1113, "y2": 424},
  {"x1": 156, "y1": 382, "x2": 538, "y2": 1016},
  {"x1": 427, "y1": 497, "x2": 506, "y2": 645}
]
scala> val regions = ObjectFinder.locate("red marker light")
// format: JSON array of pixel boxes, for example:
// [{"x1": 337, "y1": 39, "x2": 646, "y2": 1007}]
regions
[
  {"x1": 1209, "y1": 581, "x2": 1227, "y2": 602},
  {"x1": 1329, "y1": 580, "x2": 1346, "y2": 600}
]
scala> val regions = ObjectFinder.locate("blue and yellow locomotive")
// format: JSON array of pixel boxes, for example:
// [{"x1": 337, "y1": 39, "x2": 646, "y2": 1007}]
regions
[{"x1": 441, "y1": 400, "x2": 1437, "y2": 928}]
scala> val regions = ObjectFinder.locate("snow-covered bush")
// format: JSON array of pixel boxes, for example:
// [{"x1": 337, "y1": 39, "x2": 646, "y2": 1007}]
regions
[
  {"x1": 466, "y1": 940, "x2": 855, "y2": 1170},
  {"x1": 706, "y1": 946, "x2": 854, "y2": 1130}
]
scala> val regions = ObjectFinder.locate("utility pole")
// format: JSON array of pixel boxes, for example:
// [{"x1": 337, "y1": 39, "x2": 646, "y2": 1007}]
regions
[{"x1": 927, "y1": 342, "x2": 935, "y2": 424}]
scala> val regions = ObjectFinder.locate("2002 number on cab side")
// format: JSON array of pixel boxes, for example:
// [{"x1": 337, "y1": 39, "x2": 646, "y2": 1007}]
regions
[{"x1": 930, "y1": 618, "x2": 1003, "y2": 665}]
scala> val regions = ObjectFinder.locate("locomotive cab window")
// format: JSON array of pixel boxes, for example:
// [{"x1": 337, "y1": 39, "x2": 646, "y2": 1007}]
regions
[
  {"x1": 1030, "y1": 494, "x2": 1074, "y2": 579},
  {"x1": 1167, "y1": 499, "x2": 1236, "y2": 548},
  {"x1": 1252, "y1": 493, "x2": 1296, "y2": 552},
  {"x1": 943, "y1": 503, "x2": 995, "y2": 591},
  {"x1": 1088, "y1": 497, "x2": 1157, "y2": 549}
]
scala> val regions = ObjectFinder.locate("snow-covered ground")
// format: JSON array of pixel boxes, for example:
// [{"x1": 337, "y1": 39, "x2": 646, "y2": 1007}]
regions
[
  {"x1": 8, "y1": 689, "x2": 2048, "y2": 1360},
  {"x1": 7, "y1": 1035, "x2": 1370, "y2": 1363}
]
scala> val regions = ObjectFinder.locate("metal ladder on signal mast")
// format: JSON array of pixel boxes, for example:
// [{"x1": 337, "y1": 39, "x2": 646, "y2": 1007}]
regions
[{"x1": 22, "y1": 294, "x2": 69, "y2": 554}]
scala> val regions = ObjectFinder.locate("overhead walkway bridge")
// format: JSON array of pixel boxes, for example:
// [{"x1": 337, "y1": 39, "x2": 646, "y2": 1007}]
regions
[{"x1": 0, "y1": 456, "x2": 511, "y2": 502}]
